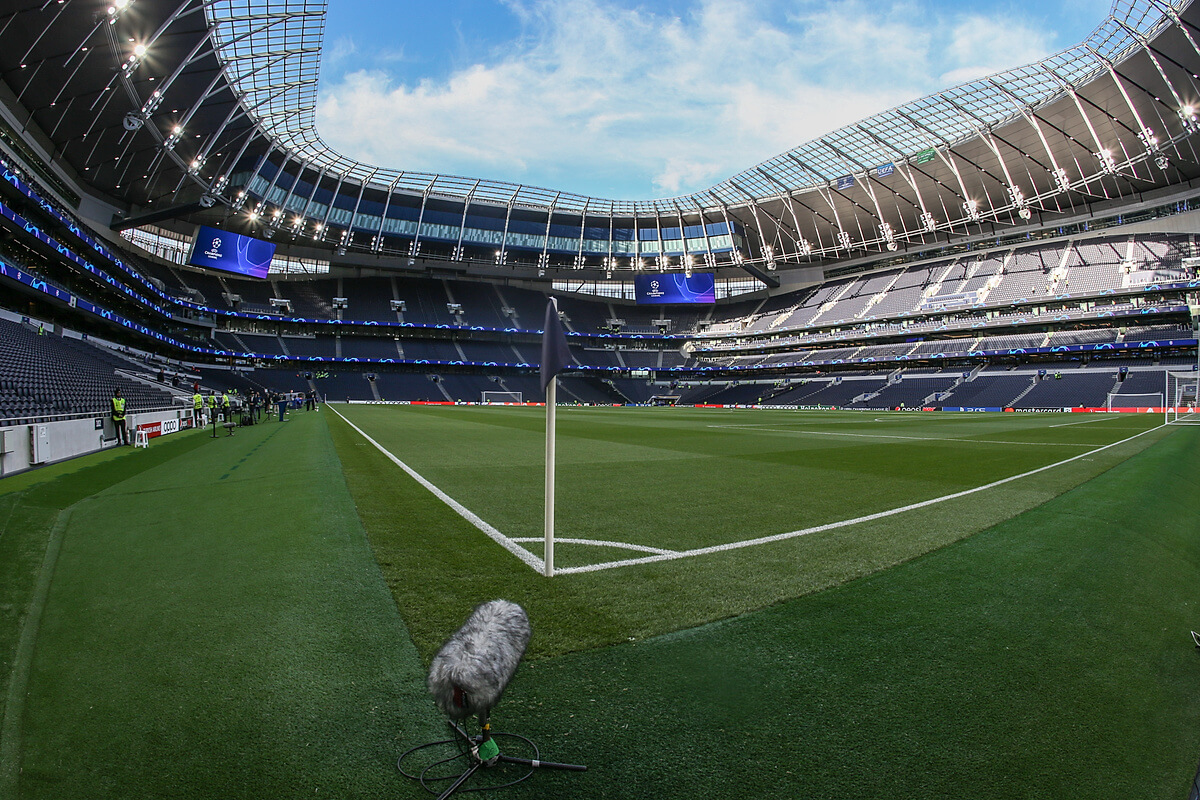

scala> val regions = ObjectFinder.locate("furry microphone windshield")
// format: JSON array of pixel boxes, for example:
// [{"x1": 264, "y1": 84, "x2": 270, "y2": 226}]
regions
[{"x1": 428, "y1": 600, "x2": 532, "y2": 720}]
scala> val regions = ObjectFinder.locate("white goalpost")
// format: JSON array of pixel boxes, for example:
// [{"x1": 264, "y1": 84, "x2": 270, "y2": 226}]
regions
[
  {"x1": 482, "y1": 390, "x2": 523, "y2": 404},
  {"x1": 1105, "y1": 391, "x2": 1164, "y2": 412},
  {"x1": 1165, "y1": 370, "x2": 1200, "y2": 424}
]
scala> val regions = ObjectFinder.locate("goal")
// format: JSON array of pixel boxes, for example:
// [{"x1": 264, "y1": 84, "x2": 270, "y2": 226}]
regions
[
  {"x1": 1105, "y1": 391, "x2": 1163, "y2": 412},
  {"x1": 482, "y1": 390, "x2": 523, "y2": 405},
  {"x1": 1165, "y1": 370, "x2": 1200, "y2": 425}
]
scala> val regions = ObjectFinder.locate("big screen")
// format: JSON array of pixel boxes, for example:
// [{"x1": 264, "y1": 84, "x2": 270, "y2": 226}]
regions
[
  {"x1": 634, "y1": 272, "x2": 716, "y2": 304},
  {"x1": 186, "y1": 225, "x2": 276, "y2": 279}
]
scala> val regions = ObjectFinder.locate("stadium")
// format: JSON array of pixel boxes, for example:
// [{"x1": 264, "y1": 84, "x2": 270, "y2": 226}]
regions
[{"x1": 0, "y1": 0, "x2": 1198, "y2": 797}]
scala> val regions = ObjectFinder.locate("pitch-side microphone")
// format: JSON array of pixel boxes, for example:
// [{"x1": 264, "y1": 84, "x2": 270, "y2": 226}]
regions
[{"x1": 427, "y1": 600, "x2": 531, "y2": 721}]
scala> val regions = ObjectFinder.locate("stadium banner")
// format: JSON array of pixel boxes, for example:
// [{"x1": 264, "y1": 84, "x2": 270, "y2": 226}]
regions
[
  {"x1": 186, "y1": 225, "x2": 276, "y2": 279},
  {"x1": 915, "y1": 147, "x2": 937, "y2": 164},
  {"x1": 941, "y1": 407, "x2": 1005, "y2": 412},
  {"x1": 836, "y1": 175, "x2": 855, "y2": 190},
  {"x1": 134, "y1": 418, "x2": 182, "y2": 440},
  {"x1": 634, "y1": 272, "x2": 716, "y2": 305},
  {"x1": 1075, "y1": 406, "x2": 1182, "y2": 413},
  {"x1": 877, "y1": 163, "x2": 895, "y2": 178}
]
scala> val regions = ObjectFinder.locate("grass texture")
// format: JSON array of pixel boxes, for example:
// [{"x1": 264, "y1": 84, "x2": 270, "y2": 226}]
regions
[
  {"x1": 1, "y1": 416, "x2": 441, "y2": 800},
  {"x1": 327, "y1": 405, "x2": 1173, "y2": 660},
  {"x1": 0, "y1": 405, "x2": 1195, "y2": 799}
]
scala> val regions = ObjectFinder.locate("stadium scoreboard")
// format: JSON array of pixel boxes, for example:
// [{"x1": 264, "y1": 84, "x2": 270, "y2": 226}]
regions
[
  {"x1": 635, "y1": 272, "x2": 716, "y2": 304},
  {"x1": 186, "y1": 225, "x2": 276, "y2": 279}
]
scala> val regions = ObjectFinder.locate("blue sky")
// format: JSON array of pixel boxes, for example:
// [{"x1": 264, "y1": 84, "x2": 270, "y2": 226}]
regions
[{"x1": 315, "y1": 0, "x2": 1114, "y2": 200}]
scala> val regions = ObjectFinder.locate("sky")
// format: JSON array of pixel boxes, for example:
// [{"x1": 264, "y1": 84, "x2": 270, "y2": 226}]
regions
[{"x1": 314, "y1": 0, "x2": 1115, "y2": 200}]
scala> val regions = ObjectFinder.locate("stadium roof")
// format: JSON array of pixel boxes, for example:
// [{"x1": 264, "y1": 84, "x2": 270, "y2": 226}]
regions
[{"x1": 2, "y1": 0, "x2": 1200, "y2": 277}]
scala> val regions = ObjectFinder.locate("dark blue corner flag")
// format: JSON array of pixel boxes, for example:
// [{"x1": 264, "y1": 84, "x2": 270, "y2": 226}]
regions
[{"x1": 540, "y1": 297, "x2": 571, "y2": 392}]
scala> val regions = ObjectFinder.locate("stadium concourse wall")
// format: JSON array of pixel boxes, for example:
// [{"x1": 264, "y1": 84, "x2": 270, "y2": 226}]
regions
[{"x1": 0, "y1": 406, "x2": 194, "y2": 477}]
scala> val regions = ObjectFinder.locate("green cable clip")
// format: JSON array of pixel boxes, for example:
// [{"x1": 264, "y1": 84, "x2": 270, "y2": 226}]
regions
[{"x1": 476, "y1": 737, "x2": 500, "y2": 763}]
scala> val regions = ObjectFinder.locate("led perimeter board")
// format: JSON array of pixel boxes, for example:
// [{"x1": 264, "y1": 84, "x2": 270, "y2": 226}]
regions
[
  {"x1": 635, "y1": 272, "x2": 716, "y2": 304},
  {"x1": 186, "y1": 225, "x2": 276, "y2": 279}
]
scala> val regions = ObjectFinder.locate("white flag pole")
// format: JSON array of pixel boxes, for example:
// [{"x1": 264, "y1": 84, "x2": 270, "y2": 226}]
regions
[{"x1": 544, "y1": 376, "x2": 557, "y2": 577}]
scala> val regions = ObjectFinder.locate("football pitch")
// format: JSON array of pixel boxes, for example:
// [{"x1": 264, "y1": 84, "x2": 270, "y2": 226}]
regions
[
  {"x1": 1, "y1": 405, "x2": 1197, "y2": 799},
  {"x1": 330, "y1": 403, "x2": 1169, "y2": 577}
]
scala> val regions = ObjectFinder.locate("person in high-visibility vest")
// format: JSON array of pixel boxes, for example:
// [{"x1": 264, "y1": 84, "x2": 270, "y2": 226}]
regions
[
  {"x1": 193, "y1": 390, "x2": 204, "y2": 426},
  {"x1": 111, "y1": 388, "x2": 129, "y2": 446},
  {"x1": 221, "y1": 391, "x2": 231, "y2": 422}
]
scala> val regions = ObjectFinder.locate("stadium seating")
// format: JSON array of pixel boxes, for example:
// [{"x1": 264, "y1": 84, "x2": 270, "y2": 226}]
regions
[
  {"x1": 0, "y1": 317, "x2": 178, "y2": 423},
  {"x1": 0, "y1": 147, "x2": 1192, "y2": 416}
]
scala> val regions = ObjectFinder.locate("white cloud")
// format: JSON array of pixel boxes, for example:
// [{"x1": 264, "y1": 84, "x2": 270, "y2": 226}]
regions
[
  {"x1": 937, "y1": 14, "x2": 1058, "y2": 86},
  {"x1": 315, "y1": 0, "x2": 1073, "y2": 199},
  {"x1": 326, "y1": 35, "x2": 357, "y2": 68}
]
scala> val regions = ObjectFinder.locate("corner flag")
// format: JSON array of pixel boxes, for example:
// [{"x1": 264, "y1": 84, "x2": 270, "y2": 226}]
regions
[
  {"x1": 540, "y1": 298, "x2": 571, "y2": 391},
  {"x1": 541, "y1": 297, "x2": 570, "y2": 577}
]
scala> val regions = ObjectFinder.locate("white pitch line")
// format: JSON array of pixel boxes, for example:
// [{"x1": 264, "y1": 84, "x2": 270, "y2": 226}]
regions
[
  {"x1": 554, "y1": 424, "x2": 1165, "y2": 575},
  {"x1": 706, "y1": 425, "x2": 1089, "y2": 447},
  {"x1": 328, "y1": 405, "x2": 545, "y2": 573},
  {"x1": 1048, "y1": 416, "x2": 1125, "y2": 428},
  {"x1": 511, "y1": 537, "x2": 680, "y2": 556}
]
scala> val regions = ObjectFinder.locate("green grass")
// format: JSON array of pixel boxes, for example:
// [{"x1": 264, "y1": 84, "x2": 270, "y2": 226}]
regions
[
  {"x1": 327, "y1": 404, "x2": 1172, "y2": 660},
  {"x1": 1, "y1": 416, "x2": 441, "y2": 800},
  {"x1": 0, "y1": 406, "x2": 1196, "y2": 799},
  {"x1": 491, "y1": 419, "x2": 1200, "y2": 799}
]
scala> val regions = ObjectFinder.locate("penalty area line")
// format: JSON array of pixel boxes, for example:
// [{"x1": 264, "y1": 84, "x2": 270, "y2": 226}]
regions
[
  {"x1": 555, "y1": 423, "x2": 1166, "y2": 575},
  {"x1": 328, "y1": 405, "x2": 544, "y2": 573}
]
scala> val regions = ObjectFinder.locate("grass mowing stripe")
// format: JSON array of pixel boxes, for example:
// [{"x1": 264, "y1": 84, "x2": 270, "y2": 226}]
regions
[
  {"x1": 217, "y1": 422, "x2": 286, "y2": 480},
  {"x1": 13, "y1": 413, "x2": 442, "y2": 799},
  {"x1": 495, "y1": 425, "x2": 1200, "y2": 799},
  {"x1": 557, "y1": 423, "x2": 1166, "y2": 573},
  {"x1": 327, "y1": 403, "x2": 544, "y2": 572},
  {"x1": 327, "y1": 406, "x2": 1173, "y2": 664},
  {"x1": 0, "y1": 504, "x2": 75, "y2": 799},
  {"x1": 707, "y1": 423, "x2": 1095, "y2": 446}
]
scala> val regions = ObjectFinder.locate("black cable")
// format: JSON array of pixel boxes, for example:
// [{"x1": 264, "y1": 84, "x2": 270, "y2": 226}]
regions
[{"x1": 397, "y1": 731, "x2": 539, "y2": 795}]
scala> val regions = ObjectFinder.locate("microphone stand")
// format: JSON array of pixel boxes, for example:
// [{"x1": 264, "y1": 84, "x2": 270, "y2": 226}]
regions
[{"x1": 401, "y1": 709, "x2": 587, "y2": 800}]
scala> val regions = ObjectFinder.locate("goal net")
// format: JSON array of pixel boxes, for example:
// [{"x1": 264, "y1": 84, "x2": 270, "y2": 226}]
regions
[
  {"x1": 1105, "y1": 392, "x2": 1163, "y2": 411},
  {"x1": 482, "y1": 390, "x2": 523, "y2": 404},
  {"x1": 1165, "y1": 370, "x2": 1200, "y2": 424}
]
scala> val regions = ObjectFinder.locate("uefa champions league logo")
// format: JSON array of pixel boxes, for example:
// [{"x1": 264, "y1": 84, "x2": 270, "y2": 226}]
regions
[
  {"x1": 651, "y1": 280, "x2": 660, "y2": 290},
  {"x1": 203, "y1": 236, "x2": 223, "y2": 260}
]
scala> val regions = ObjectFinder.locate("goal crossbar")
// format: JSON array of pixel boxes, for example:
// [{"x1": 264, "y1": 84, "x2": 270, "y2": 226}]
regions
[
  {"x1": 482, "y1": 390, "x2": 523, "y2": 404},
  {"x1": 1106, "y1": 391, "x2": 1163, "y2": 411}
]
